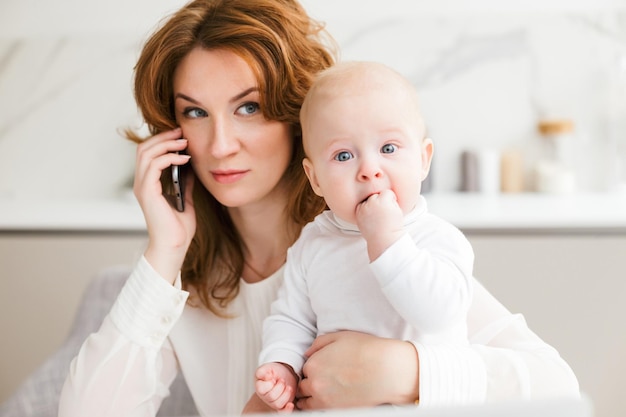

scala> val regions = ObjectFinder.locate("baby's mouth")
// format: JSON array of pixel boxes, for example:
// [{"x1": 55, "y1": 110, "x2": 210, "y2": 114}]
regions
[{"x1": 360, "y1": 192, "x2": 378, "y2": 204}]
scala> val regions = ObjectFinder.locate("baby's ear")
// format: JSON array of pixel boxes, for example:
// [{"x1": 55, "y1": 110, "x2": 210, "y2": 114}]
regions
[
  {"x1": 420, "y1": 138, "x2": 434, "y2": 180},
  {"x1": 302, "y1": 158, "x2": 324, "y2": 197}
]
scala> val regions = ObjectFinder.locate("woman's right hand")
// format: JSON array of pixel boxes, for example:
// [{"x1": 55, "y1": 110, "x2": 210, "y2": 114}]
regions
[
  {"x1": 133, "y1": 127, "x2": 196, "y2": 283},
  {"x1": 296, "y1": 331, "x2": 419, "y2": 410}
]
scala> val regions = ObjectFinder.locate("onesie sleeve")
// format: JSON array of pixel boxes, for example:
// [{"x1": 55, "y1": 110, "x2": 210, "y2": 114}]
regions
[
  {"x1": 58, "y1": 256, "x2": 189, "y2": 417},
  {"x1": 370, "y1": 226, "x2": 474, "y2": 333},
  {"x1": 258, "y1": 240, "x2": 318, "y2": 375}
]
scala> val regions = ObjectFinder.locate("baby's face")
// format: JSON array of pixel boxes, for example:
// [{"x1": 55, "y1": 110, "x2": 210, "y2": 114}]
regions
[{"x1": 302, "y1": 81, "x2": 432, "y2": 225}]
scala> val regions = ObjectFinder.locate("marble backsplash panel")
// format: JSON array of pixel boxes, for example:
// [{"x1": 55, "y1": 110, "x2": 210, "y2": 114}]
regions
[
  {"x1": 1, "y1": 7, "x2": 625, "y2": 199},
  {"x1": 0, "y1": 36, "x2": 142, "y2": 200}
]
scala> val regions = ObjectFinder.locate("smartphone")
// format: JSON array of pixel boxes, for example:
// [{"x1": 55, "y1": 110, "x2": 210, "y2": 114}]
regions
[{"x1": 172, "y1": 155, "x2": 186, "y2": 212}]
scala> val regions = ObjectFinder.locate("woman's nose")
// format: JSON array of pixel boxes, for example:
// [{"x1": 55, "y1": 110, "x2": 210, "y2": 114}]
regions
[{"x1": 209, "y1": 119, "x2": 240, "y2": 159}]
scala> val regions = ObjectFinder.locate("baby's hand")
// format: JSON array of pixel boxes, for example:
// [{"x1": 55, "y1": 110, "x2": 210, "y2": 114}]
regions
[
  {"x1": 255, "y1": 363, "x2": 297, "y2": 413},
  {"x1": 356, "y1": 189, "x2": 404, "y2": 261}
]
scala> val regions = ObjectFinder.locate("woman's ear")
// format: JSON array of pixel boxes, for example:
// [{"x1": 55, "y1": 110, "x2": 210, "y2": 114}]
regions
[
  {"x1": 302, "y1": 158, "x2": 324, "y2": 197},
  {"x1": 420, "y1": 138, "x2": 434, "y2": 181}
]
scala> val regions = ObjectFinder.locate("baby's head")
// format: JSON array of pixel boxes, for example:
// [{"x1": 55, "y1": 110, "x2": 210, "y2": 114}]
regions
[{"x1": 300, "y1": 61, "x2": 433, "y2": 224}]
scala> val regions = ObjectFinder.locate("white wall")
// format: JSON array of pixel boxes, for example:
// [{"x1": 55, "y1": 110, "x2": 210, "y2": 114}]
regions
[{"x1": 0, "y1": 1, "x2": 188, "y2": 37}]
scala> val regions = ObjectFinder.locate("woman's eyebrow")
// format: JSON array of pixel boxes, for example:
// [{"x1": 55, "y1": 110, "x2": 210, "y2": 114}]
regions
[
  {"x1": 231, "y1": 87, "x2": 258, "y2": 103},
  {"x1": 175, "y1": 93, "x2": 201, "y2": 104},
  {"x1": 174, "y1": 87, "x2": 258, "y2": 105}
]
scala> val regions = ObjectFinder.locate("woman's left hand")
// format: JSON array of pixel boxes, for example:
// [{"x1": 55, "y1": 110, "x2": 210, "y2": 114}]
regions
[{"x1": 295, "y1": 331, "x2": 420, "y2": 410}]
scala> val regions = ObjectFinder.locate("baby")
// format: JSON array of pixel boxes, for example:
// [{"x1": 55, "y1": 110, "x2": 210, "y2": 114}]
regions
[{"x1": 255, "y1": 61, "x2": 475, "y2": 411}]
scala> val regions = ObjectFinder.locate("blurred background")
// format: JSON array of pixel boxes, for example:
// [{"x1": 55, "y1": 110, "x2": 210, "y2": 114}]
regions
[{"x1": 1, "y1": 1, "x2": 625, "y2": 417}]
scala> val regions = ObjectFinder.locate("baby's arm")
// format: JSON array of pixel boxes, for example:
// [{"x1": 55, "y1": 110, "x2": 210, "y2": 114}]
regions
[
  {"x1": 255, "y1": 362, "x2": 298, "y2": 412},
  {"x1": 370, "y1": 224, "x2": 474, "y2": 333}
]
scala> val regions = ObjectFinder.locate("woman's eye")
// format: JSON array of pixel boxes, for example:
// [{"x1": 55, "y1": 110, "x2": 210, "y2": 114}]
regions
[
  {"x1": 381, "y1": 143, "x2": 397, "y2": 154},
  {"x1": 334, "y1": 151, "x2": 353, "y2": 162},
  {"x1": 238, "y1": 102, "x2": 260, "y2": 115},
  {"x1": 184, "y1": 108, "x2": 207, "y2": 118}
]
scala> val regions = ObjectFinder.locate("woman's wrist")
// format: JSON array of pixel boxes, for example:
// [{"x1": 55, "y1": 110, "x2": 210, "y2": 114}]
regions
[
  {"x1": 144, "y1": 244, "x2": 187, "y2": 285},
  {"x1": 383, "y1": 340, "x2": 420, "y2": 404}
]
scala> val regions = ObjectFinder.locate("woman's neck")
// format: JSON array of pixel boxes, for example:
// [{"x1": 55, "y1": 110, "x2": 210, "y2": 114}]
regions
[{"x1": 229, "y1": 195, "x2": 295, "y2": 283}]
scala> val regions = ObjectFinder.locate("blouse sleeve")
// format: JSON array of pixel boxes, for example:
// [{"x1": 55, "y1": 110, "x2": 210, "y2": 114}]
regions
[
  {"x1": 58, "y1": 256, "x2": 189, "y2": 417},
  {"x1": 413, "y1": 277, "x2": 580, "y2": 406}
]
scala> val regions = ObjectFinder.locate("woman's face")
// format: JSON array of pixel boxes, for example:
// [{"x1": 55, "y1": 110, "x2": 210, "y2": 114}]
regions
[{"x1": 173, "y1": 47, "x2": 293, "y2": 209}]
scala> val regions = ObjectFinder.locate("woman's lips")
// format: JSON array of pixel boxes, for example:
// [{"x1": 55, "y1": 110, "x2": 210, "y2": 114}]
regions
[{"x1": 211, "y1": 170, "x2": 249, "y2": 184}]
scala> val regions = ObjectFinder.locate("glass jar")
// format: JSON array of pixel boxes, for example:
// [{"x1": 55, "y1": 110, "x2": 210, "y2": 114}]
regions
[{"x1": 533, "y1": 119, "x2": 576, "y2": 194}]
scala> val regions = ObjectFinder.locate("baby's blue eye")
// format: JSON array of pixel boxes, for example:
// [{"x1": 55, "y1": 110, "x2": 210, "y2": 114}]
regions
[
  {"x1": 334, "y1": 151, "x2": 353, "y2": 162},
  {"x1": 238, "y1": 102, "x2": 260, "y2": 115},
  {"x1": 381, "y1": 144, "x2": 396, "y2": 154}
]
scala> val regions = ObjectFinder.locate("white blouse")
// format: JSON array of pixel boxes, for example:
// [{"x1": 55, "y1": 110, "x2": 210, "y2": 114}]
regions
[{"x1": 58, "y1": 256, "x2": 580, "y2": 417}]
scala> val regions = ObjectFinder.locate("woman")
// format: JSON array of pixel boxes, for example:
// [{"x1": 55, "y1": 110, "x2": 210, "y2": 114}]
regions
[{"x1": 59, "y1": 0, "x2": 579, "y2": 416}]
